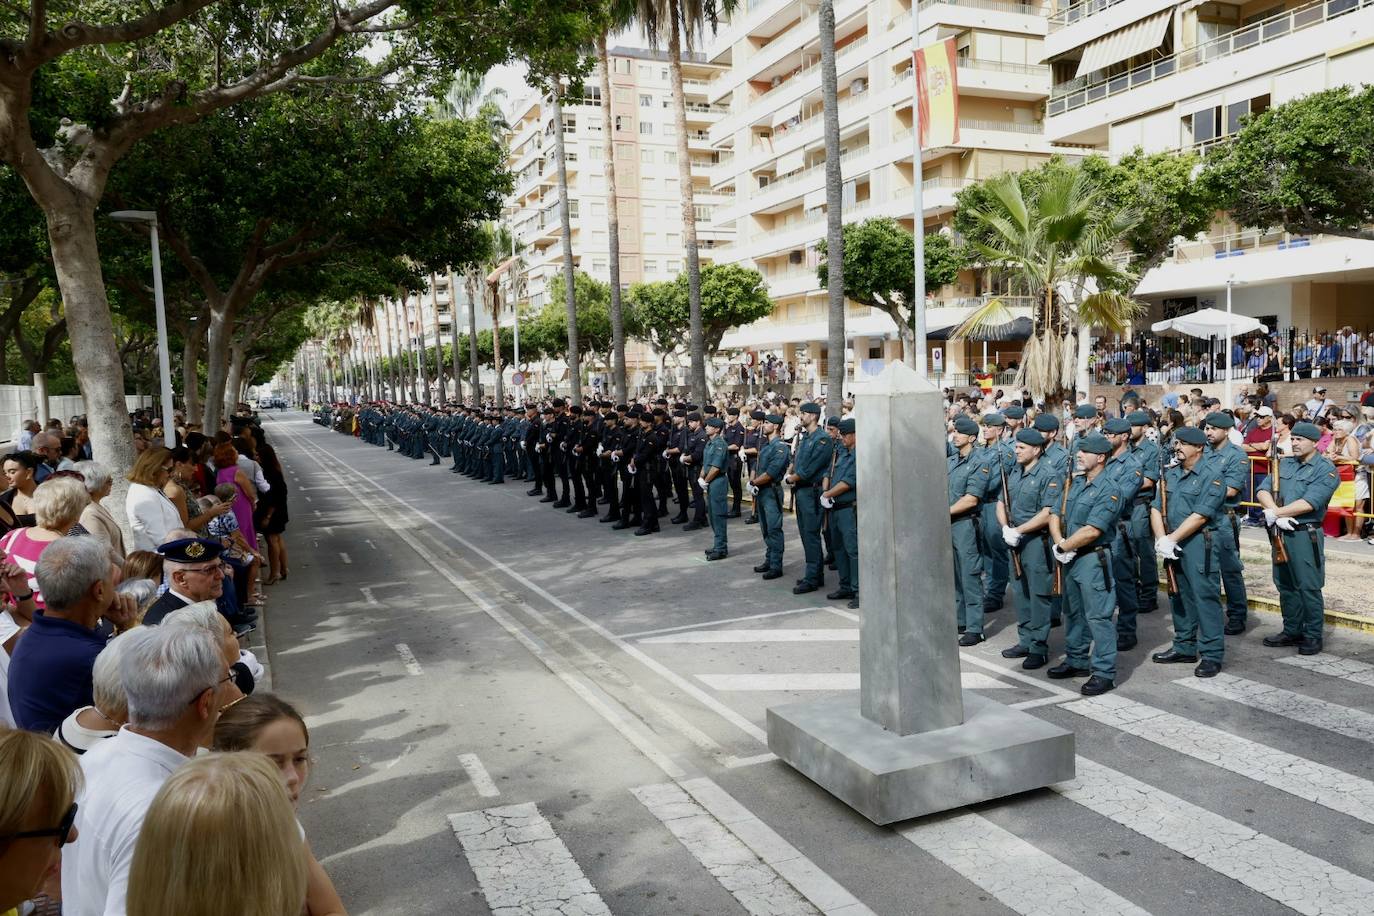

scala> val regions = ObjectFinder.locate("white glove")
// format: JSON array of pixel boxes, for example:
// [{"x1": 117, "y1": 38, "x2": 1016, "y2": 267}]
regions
[
  {"x1": 697, "y1": 476, "x2": 708, "y2": 490},
  {"x1": 1002, "y1": 525, "x2": 1021, "y2": 547},
  {"x1": 1263, "y1": 508, "x2": 1278, "y2": 527},
  {"x1": 679, "y1": 455, "x2": 689, "y2": 465},
  {"x1": 662, "y1": 450, "x2": 670, "y2": 460},
  {"x1": 627, "y1": 464, "x2": 636, "y2": 475},
  {"x1": 596, "y1": 444, "x2": 604, "y2": 456},
  {"x1": 1052, "y1": 543, "x2": 1077, "y2": 565},
  {"x1": 1155, "y1": 536, "x2": 1180, "y2": 560},
  {"x1": 611, "y1": 453, "x2": 620, "y2": 463},
  {"x1": 820, "y1": 495, "x2": 834, "y2": 509},
  {"x1": 748, "y1": 484, "x2": 759, "y2": 496},
  {"x1": 546, "y1": 433, "x2": 553, "y2": 442},
  {"x1": 1275, "y1": 516, "x2": 1298, "y2": 531}
]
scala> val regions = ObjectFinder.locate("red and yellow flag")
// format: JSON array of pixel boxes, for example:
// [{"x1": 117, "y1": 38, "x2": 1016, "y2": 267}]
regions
[{"x1": 915, "y1": 38, "x2": 960, "y2": 148}]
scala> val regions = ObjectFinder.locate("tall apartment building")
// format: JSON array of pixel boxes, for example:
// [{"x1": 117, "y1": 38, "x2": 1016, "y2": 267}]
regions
[
  {"x1": 704, "y1": 0, "x2": 1068, "y2": 382},
  {"x1": 503, "y1": 47, "x2": 731, "y2": 384},
  {"x1": 1044, "y1": 0, "x2": 1374, "y2": 331}
]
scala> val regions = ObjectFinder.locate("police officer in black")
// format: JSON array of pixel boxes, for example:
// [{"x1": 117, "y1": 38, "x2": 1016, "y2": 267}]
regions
[{"x1": 724, "y1": 407, "x2": 745, "y2": 518}]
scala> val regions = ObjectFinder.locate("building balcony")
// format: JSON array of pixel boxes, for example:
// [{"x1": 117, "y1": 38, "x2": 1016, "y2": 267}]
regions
[
  {"x1": 955, "y1": 57, "x2": 1052, "y2": 101},
  {"x1": 902, "y1": 0, "x2": 1049, "y2": 33},
  {"x1": 1135, "y1": 226, "x2": 1374, "y2": 298},
  {"x1": 1044, "y1": 0, "x2": 1174, "y2": 59},
  {"x1": 1046, "y1": 0, "x2": 1374, "y2": 142},
  {"x1": 761, "y1": 267, "x2": 821, "y2": 299}
]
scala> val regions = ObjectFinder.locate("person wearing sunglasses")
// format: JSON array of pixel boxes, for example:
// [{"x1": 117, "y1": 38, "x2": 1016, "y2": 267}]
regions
[
  {"x1": 0, "y1": 728, "x2": 82, "y2": 915},
  {"x1": 62, "y1": 625, "x2": 235, "y2": 916}
]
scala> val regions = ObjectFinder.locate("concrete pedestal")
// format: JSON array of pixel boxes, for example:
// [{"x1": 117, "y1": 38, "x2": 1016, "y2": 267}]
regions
[{"x1": 768, "y1": 692, "x2": 1075, "y2": 825}]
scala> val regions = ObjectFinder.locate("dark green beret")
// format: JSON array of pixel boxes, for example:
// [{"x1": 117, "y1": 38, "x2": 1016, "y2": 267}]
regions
[
  {"x1": 838, "y1": 418, "x2": 855, "y2": 435},
  {"x1": 801, "y1": 402, "x2": 822, "y2": 415},
  {"x1": 1103, "y1": 418, "x2": 1132, "y2": 435},
  {"x1": 953, "y1": 416, "x2": 980, "y2": 436},
  {"x1": 1033, "y1": 414, "x2": 1060, "y2": 432},
  {"x1": 1127, "y1": 410, "x2": 1151, "y2": 426},
  {"x1": 1015, "y1": 428, "x2": 1046, "y2": 447},
  {"x1": 1073, "y1": 404, "x2": 1099, "y2": 420},
  {"x1": 1292, "y1": 421, "x2": 1322, "y2": 442},
  {"x1": 1003, "y1": 405, "x2": 1026, "y2": 419},
  {"x1": 1076, "y1": 433, "x2": 1112, "y2": 455},
  {"x1": 765, "y1": 413, "x2": 784, "y2": 424},
  {"x1": 705, "y1": 417, "x2": 724, "y2": 429},
  {"x1": 983, "y1": 413, "x2": 1006, "y2": 427},
  {"x1": 1174, "y1": 427, "x2": 1207, "y2": 446},
  {"x1": 1203, "y1": 412, "x2": 1234, "y2": 430},
  {"x1": 825, "y1": 416, "x2": 841, "y2": 428}
]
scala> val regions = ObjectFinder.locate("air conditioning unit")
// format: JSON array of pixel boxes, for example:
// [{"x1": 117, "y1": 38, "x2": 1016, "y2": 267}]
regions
[
  {"x1": 789, "y1": 250, "x2": 803, "y2": 265},
  {"x1": 771, "y1": 76, "x2": 783, "y2": 88},
  {"x1": 851, "y1": 78, "x2": 867, "y2": 95}
]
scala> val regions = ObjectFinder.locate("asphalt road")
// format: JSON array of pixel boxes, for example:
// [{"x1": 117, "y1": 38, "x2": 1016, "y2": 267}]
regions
[{"x1": 260, "y1": 412, "x2": 1374, "y2": 916}]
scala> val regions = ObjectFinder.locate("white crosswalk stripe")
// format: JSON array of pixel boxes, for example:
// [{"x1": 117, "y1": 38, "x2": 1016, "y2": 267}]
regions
[
  {"x1": 1178, "y1": 672, "x2": 1374, "y2": 743},
  {"x1": 695, "y1": 672, "x2": 1012, "y2": 692},
  {"x1": 1057, "y1": 757, "x2": 1374, "y2": 915},
  {"x1": 899, "y1": 812, "x2": 1150, "y2": 916},
  {"x1": 641, "y1": 628, "x2": 859, "y2": 644},
  {"x1": 1068, "y1": 694, "x2": 1374, "y2": 825},
  {"x1": 448, "y1": 802, "x2": 611, "y2": 915},
  {"x1": 1278, "y1": 652, "x2": 1374, "y2": 686}
]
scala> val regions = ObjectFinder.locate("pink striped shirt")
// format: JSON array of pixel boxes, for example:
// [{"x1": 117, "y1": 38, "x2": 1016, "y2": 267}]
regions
[{"x1": 0, "y1": 527, "x2": 52, "y2": 609}]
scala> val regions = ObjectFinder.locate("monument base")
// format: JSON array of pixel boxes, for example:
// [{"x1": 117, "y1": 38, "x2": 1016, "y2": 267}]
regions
[{"x1": 767, "y1": 691, "x2": 1075, "y2": 825}]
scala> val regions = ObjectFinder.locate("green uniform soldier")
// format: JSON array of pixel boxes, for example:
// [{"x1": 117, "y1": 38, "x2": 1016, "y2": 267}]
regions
[
  {"x1": 1126, "y1": 411, "x2": 1161, "y2": 613},
  {"x1": 1258, "y1": 421, "x2": 1340, "y2": 655},
  {"x1": 948, "y1": 415, "x2": 991, "y2": 646},
  {"x1": 1048, "y1": 432, "x2": 1119, "y2": 696},
  {"x1": 750, "y1": 414, "x2": 789, "y2": 580},
  {"x1": 701, "y1": 417, "x2": 731, "y2": 560},
  {"x1": 1203, "y1": 412, "x2": 1251, "y2": 634},
  {"x1": 821, "y1": 416, "x2": 842, "y2": 571},
  {"x1": 1150, "y1": 426, "x2": 1228, "y2": 677},
  {"x1": 821, "y1": 418, "x2": 857, "y2": 608},
  {"x1": 786, "y1": 403, "x2": 830, "y2": 595},
  {"x1": 1034, "y1": 412, "x2": 1067, "y2": 631},
  {"x1": 997, "y1": 428, "x2": 1056, "y2": 669},
  {"x1": 978, "y1": 413, "x2": 1013, "y2": 612},
  {"x1": 1102, "y1": 417, "x2": 1144, "y2": 652}
]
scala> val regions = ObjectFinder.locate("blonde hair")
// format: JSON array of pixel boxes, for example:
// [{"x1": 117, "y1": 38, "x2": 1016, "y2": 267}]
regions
[
  {"x1": 0, "y1": 728, "x2": 82, "y2": 835},
  {"x1": 127, "y1": 753, "x2": 307, "y2": 916},
  {"x1": 127, "y1": 446, "x2": 172, "y2": 487},
  {"x1": 32, "y1": 476, "x2": 90, "y2": 530}
]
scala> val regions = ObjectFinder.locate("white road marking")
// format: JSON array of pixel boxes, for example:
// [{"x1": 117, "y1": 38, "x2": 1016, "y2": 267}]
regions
[
  {"x1": 448, "y1": 803, "x2": 610, "y2": 916},
  {"x1": 1179, "y1": 672, "x2": 1374, "y2": 744},
  {"x1": 365, "y1": 538, "x2": 378, "y2": 551},
  {"x1": 1059, "y1": 757, "x2": 1374, "y2": 915},
  {"x1": 305, "y1": 495, "x2": 312, "y2": 502},
  {"x1": 696, "y1": 672, "x2": 1012, "y2": 692},
  {"x1": 620, "y1": 606, "x2": 837, "y2": 639},
  {"x1": 1278, "y1": 652, "x2": 1374, "y2": 687},
  {"x1": 394, "y1": 643, "x2": 424, "y2": 676},
  {"x1": 899, "y1": 812, "x2": 1149, "y2": 916},
  {"x1": 642, "y1": 628, "x2": 859, "y2": 644},
  {"x1": 339, "y1": 552, "x2": 352, "y2": 565},
  {"x1": 724, "y1": 753, "x2": 778, "y2": 769},
  {"x1": 457, "y1": 753, "x2": 500, "y2": 797},
  {"x1": 360, "y1": 587, "x2": 379, "y2": 607},
  {"x1": 313, "y1": 509, "x2": 321, "y2": 516},
  {"x1": 1070, "y1": 694, "x2": 1374, "y2": 825}
]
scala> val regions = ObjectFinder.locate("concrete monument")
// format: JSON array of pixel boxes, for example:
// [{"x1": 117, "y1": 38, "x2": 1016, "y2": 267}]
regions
[{"x1": 767, "y1": 361, "x2": 1074, "y2": 825}]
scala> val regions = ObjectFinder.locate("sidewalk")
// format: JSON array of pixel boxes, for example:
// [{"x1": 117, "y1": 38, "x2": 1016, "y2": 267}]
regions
[{"x1": 1227, "y1": 529, "x2": 1372, "y2": 632}]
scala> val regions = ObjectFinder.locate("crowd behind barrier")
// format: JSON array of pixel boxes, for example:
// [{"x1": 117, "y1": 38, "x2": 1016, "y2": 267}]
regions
[{"x1": 0, "y1": 406, "x2": 346, "y2": 916}]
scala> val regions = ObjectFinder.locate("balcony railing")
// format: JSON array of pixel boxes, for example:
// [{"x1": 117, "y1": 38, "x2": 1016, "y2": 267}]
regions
[
  {"x1": 1047, "y1": 0, "x2": 1130, "y2": 30},
  {"x1": 959, "y1": 117, "x2": 1043, "y2": 134},
  {"x1": 754, "y1": 33, "x2": 871, "y2": 110},
  {"x1": 957, "y1": 58, "x2": 1050, "y2": 76},
  {"x1": 767, "y1": 143, "x2": 871, "y2": 192},
  {"x1": 916, "y1": 0, "x2": 1047, "y2": 17},
  {"x1": 1049, "y1": 0, "x2": 1373, "y2": 117}
]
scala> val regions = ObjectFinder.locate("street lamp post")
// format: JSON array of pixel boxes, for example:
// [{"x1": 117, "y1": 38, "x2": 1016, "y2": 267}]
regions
[{"x1": 110, "y1": 210, "x2": 175, "y2": 447}]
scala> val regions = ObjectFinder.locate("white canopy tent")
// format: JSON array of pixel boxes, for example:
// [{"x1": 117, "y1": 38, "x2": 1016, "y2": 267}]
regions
[{"x1": 1151, "y1": 306, "x2": 1269, "y2": 407}]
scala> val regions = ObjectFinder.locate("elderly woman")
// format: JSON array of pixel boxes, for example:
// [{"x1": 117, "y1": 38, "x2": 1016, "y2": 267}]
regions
[
  {"x1": 1327, "y1": 419, "x2": 1362, "y2": 539},
  {"x1": 125, "y1": 447, "x2": 183, "y2": 552},
  {"x1": 0, "y1": 477, "x2": 89, "y2": 610},
  {"x1": 73, "y1": 460, "x2": 126, "y2": 565},
  {"x1": 0, "y1": 728, "x2": 82, "y2": 915},
  {"x1": 0, "y1": 451, "x2": 41, "y2": 536}
]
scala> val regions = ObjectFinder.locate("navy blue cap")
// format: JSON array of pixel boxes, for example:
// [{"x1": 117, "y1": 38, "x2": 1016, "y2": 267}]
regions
[
  {"x1": 765, "y1": 413, "x2": 785, "y2": 424},
  {"x1": 800, "y1": 402, "x2": 822, "y2": 415},
  {"x1": 157, "y1": 537, "x2": 225, "y2": 564},
  {"x1": 1127, "y1": 410, "x2": 1152, "y2": 426},
  {"x1": 983, "y1": 413, "x2": 1006, "y2": 427}
]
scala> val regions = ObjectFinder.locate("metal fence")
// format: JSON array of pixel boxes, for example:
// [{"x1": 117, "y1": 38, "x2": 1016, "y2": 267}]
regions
[{"x1": 1089, "y1": 326, "x2": 1374, "y2": 386}]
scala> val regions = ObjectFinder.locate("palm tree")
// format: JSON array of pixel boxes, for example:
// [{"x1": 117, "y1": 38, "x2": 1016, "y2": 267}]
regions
[
  {"x1": 597, "y1": 4, "x2": 638, "y2": 404},
  {"x1": 550, "y1": 82, "x2": 582, "y2": 402},
  {"x1": 818, "y1": 0, "x2": 845, "y2": 402},
  {"x1": 638, "y1": 0, "x2": 735, "y2": 403},
  {"x1": 951, "y1": 166, "x2": 1143, "y2": 403}
]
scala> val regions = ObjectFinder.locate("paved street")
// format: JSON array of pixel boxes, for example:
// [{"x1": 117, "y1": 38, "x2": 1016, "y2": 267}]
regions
[{"x1": 264, "y1": 411, "x2": 1374, "y2": 916}]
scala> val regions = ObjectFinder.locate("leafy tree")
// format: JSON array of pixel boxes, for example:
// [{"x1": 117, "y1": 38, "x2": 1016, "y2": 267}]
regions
[
  {"x1": 542, "y1": 271, "x2": 641, "y2": 368},
  {"x1": 816, "y1": 218, "x2": 963, "y2": 358},
  {"x1": 1201, "y1": 85, "x2": 1374, "y2": 242}
]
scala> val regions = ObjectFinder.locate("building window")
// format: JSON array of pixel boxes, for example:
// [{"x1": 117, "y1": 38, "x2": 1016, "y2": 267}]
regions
[
  {"x1": 667, "y1": 259, "x2": 681, "y2": 274},
  {"x1": 613, "y1": 88, "x2": 632, "y2": 103},
  {"x1": 639, "y1": 64, "x2": 652, "y2": 76},
  {"x1": 587, "y1": 144, "x2": 603, "y2": 160},
  {"x1": 642, "y1": 176, "x2": 655, "y2": 189},
  {"x1": 663, "y1": 150, "x2": 677, "y2": 164},
  {"x1": 614, "y1": 59, "x2": 631, "y2": 75},
  {"x1": 640, "y1": 149, "x2": 654, "y2": 163},
  {"x1": 662, "y1": 123, "x2": 676, "y2": 137},
  {"x1": 562, "y1": 116, "x2": 576, "y2": 132},
  {"x1": 593, "y1": 230, "x2": 608, "y2": 245},
  {"x1": 644, "y1": 232, "x2": 657, "y2": 247},
  {"x1": 614, "y1": 115, "x2": 629, "y2": 132},
  {"x1": 590, "y1": 200, "x2": 606, "y2": 217},
  {"x1": 593, "y1": 259, "x2": 608, "y2": 273},
  {"x1": 640, "y1": 94, "x2": 653, "y2": 107},
  {"x1": 661, "y1": 68, "x2": 669, "y2": 81},
  {"x1": 639, "y1": 121, "x2": 653, "y2": 135},
  {"x1": 616, "y1": 143, "x2": 633, "y2": 160},
  {"x1": 644, "y1": 260, "x2": 658, "y2": 275},
  {"x1": 666, "y1": 232, "x2": 681, "y2": 248}
]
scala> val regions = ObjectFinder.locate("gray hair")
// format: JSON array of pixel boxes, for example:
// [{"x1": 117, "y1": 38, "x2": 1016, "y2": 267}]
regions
[
  {"x1": 163, "y1": 600, "x2": 228, "y2": 642},
  {"x1": 73, "y1": 460, "x2": 112, "y2": 496},
  {"x1": 116, "y1": 577, "x2": 158, "y2": 613},
  {"x1": 120, "y1": 625, "x2": 223, "y2": 731},
  {"x1": 92, "y1": 631, "x2": 136, "y2": 721},
  {"x1": 32, "y1": 476, "x2": 89, "y2": 529},
  {"x1": 34, "y1": 536, "x2": 109, "y2": 610}
]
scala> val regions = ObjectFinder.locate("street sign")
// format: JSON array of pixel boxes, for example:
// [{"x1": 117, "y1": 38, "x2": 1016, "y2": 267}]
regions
[
  {"x1": 931, "y1": 348, "x2": 944, "y2": 374},
  {"x1": 511, "y1": 372, "x2": 525, "y2": 386}
]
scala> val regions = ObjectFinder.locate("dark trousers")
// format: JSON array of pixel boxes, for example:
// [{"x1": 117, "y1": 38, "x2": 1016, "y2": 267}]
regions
[
  {"x1": 638, "y1": 469, "x2": 660, "y2": 529},
  {"x1": 689, "y1": 474, "x2": 706, "y2": 523},
  {"x1": 542, "y1": 448, "x2": 556, "y2": 494},
  {"x1": 728, "y1": 458, "x2": 743, "y2": 512},
  {"x1": 672, "y1": 464, "x2": 690, "y2": 512},
  {"x1": 571, "y1": 460, "x2": 586, "y2": 508}
]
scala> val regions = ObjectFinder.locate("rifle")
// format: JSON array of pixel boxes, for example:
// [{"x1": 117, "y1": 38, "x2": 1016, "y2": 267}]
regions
[
  {"x1": 999, "y1": 458, "x2": 1024, "y2": 579},
  {"x1": 1266, "y1": 432, "x2": 1289, "y2": 565},
  {"x1": 1159, "y1": 468, "x2": 1180, "y2": 596},
  {"x1": 1052, "y1": 468, "x2": 1070, "y2": 596}
]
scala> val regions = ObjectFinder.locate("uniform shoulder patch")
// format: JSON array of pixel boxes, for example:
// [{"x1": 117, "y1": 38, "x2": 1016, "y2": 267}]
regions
[{"x1": 1109, "y1": 494, "x2": 1118, "y2": 501}]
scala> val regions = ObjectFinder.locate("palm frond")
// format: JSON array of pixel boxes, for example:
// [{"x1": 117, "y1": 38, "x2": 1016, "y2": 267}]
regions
[
  {"x1": 950, "y1": 297, "x2": 1019, "y2": 341},
  {"x1": 1073, "y1": 290, "x2": 1143, "y2": 335}
]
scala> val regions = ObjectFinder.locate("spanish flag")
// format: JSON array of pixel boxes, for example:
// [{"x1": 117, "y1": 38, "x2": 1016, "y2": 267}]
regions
[{"x1": 915, "y1": 38, "x2": 960, "y2": 149}]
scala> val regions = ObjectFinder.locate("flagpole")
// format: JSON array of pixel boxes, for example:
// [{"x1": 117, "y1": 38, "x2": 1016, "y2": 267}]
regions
[{"x1": 911, "y1": 5, "x2": 927, "y2": 378}]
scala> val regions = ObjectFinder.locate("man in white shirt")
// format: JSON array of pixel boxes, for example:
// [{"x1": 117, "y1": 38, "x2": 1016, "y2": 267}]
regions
[
  {"x1": 1338, "y1": 325, "x2": 1360, "y2": 375},
  {"x1": 62, "y1": 624, "x2": 240, "y2": 916},
  {"x1": 1306, "y1": 386, "x2": 1334, "y2": 420},
  {"x1": 16, "y1": 419, "x2": 39, "y2": 451}
]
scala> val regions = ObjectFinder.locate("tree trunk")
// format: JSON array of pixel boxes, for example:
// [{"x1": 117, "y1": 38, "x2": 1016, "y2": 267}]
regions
[
  {"x1": 181, "y1": 323, "x2": 204, "y2": 426},
  {"x1": 819, "y1": 0, "x2": 847, "y2": 403},
  {"x1": 430, "y1": 277, "x2": 446, "y2": 401},
  {"x1": 466, "y1": 271, "x2": 481, "y2": 401},
  {"x1": 551, "y1": 86, "x2": 582, "y2": 402},
  {"x1": 492, "y1": 282, "x2": 504, "y2": 406},
  {"x1": 598, "y1": 33, "x2": 628, "y2": 404},
  {"x1": 226, "y1": 341, "x2": 248, "y2": 415},
  {"x1": 202, "y1": 298, "x2": 232, "y2": 432},
  {"x1": 667, "y1": 1, "x2": 708, "y2": 404},
  {"x1": 407, "y1": 291, "x2": 431, "y2": 404},
  {"x1": 654, "y1": 350, "x2": 667, "y2": 395},
  {"x1": 399, "y1": 294, "x2": 416, "y2": 403},
  {"x1": 448, "y1": 269, "x2": 464, "y2": 403},
  {"x1": 1075, "y1": 322, "x2": 1092, "y2": 404}
]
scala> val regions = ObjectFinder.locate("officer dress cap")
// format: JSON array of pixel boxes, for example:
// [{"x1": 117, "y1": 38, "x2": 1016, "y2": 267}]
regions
[
  {"x1": 569, "y1": 405, "x2": 584, "y2": 415},
  {"x1": 750, "y1": 410, "x2": 767, "y2": 421},
  {"x1": 1292, "y1": 421, "x2": 1322, "y2": 441},
  {"x1": 983, "y1": 413, "x2": 1006, "y2": 427},
  {"x1": 542, "y1": 406, "x2": 556, "y2": 415},
  {"x1": 825, "y1": 416, "x2": 841, "y2": 428},
  {"x1": 1103, "y1": 417, "x2": 1132, "y2": 435},
  {"x1": 672, "y1": 409, "x2": 686, "y2": 418},
  {"x1": 727, "y1": 406, "x2": 741, "y2": 416},
  {"x1": 1127, "y1": 410, "x2": 1152, "y2": 426},
  {"x1": 615, "y1": 403, "x2": 629, "y2": 412},
  {"x1": 1203, "y1": 411, "x2": 1235, "y2": 429},
  {"x1": 703, "y1": 405, "x2": 718, "y2": 415},
  {"x1": 1003, "y1": 405, "x2": 1026, "y2": 419},
  {"x1": 685, "y1": 403, "x2": 699, "y2": 412},
  {"x1": 1073, "y1": 404, "x2": 1099, "y2": 419},
  {"x1": 953, "y1": 416, "x2": 980, "y2": 436},
  {"x1": 654, "y1": 397, "x2": 669, "y2": 406},
  {"x1": 605, "y1": 412, "x2": 619, "y2": 422},
  {"x1": 157, "y1": 537, "x2": 225, "y2": 563},
  {"x1": 686, "y1": 412, "x2": 702, "y2": 423},
  {"x1": 800, "y1": 402, "x2": 822, "y2": 415},
  {"x1": 706, "y1": 417, "x2": 724, "y2": 429},
  {"x1": 551, "y1": 397, "x2": 566, "y2": 408},
  {"x1": 1033, "y1": 413, "x2": 1061, "y2": 432},
  {"x1": 1077, "y1": 433, "x2": 1113, "y2": 455},
  {"x1": 651, "y1": 407, "x2": 667, "y2": 418},
  {"x1": 838, "y1": 418, "x2": 856, "y2": 435},
  {"x1": 1015, "y1": 428, "x2": 1046, "y2": 447},
  {"x1": 765, "y1": 413, "x2": 785, "y2": 424},
  {"x1": 1173, "y1": 427, "x2": 1207, "y2": 446}
]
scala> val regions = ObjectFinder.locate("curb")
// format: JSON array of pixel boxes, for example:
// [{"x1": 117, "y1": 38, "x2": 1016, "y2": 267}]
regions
[{"x1": 1157, "y1": 579, "x2": 1374, "y2": 635}]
